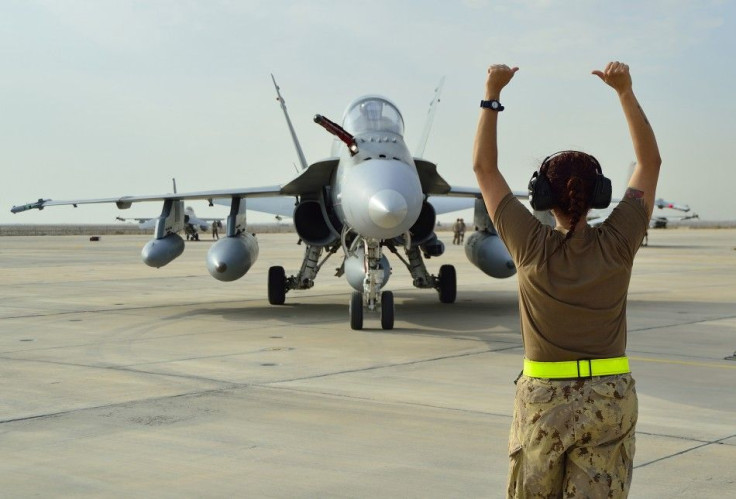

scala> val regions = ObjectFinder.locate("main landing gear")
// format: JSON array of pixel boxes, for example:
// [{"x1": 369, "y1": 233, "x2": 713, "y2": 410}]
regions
[
  {"x1": 437, "y1": 264, "x2": 456, "y2": 304},
  {"x1": 266, "y1": 237, "x2": 455, "y2": 331},
  {"x1": 268, "y1": 266, "x2": 287, "y2": 305}
]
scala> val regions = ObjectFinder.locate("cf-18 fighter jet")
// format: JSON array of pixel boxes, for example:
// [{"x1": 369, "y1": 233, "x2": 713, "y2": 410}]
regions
[
  {"x1": 115, "y1": 180, "x2": 224, "y2": 240},
  {"x1": 12, "y1": 78, "x2": 518, "y2": 330},
  {"x1": 116, "y1": 205, "x2": 222, "y2": 240}
]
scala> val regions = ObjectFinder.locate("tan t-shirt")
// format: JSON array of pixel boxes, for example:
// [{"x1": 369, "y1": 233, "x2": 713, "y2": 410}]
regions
[{"x1": 493, "y1": 194, "x2": 649, "y2": 362}]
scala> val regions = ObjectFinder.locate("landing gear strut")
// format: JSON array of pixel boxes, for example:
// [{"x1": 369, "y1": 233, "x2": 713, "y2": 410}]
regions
[{"x1": 347, "y1": 237, "x2": 394, "y2": 331}]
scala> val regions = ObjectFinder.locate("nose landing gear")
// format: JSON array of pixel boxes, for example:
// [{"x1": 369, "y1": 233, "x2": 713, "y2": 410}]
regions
[{"x1": 349, "y1": 238, "x2": 395, "y2": 331}]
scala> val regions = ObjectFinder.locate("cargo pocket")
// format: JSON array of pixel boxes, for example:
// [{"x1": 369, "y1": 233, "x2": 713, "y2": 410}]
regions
[
  {"x1": 506, "y1": 403, "x2": 524, "y2": 496},
  {"x1": 590, "y1": 375, "x2": 637, "y2": 446},
  {"x1": 618, "y1": 433, "x2": 636, "y2": 494},
  {"x1": 507, "y1": 442, "x2": 523, "y2": 498},
  {"x1": 590, "y1": 374, "x2": 632, "y2": 400}
]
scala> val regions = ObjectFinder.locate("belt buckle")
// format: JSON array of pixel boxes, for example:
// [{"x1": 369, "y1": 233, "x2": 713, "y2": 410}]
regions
[{"x1": 576, "y1": 359, "x2": 593, "y2": 378}]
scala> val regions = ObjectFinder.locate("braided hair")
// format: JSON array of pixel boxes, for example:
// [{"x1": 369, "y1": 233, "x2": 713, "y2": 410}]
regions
[{"x1": 543, "y1": 151, "x2": 599, "y2": 240}]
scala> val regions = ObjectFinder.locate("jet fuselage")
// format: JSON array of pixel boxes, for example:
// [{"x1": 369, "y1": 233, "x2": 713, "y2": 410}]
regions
[{"x1": 331, "y1": 96, "x2": 424, "y2": 240}]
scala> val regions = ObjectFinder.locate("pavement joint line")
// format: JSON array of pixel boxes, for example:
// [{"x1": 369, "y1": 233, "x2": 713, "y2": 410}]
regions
[
  {"x1": 633, "y1": 433, "x2": 736, "y2": 469},
  {"x1": 0, "y1": 344, "x2": 522, "y2": 384},
  {"x1": 0, "y1": 322, "x2": 305, "y2": 355},
  {"x1": 258, "y1": 383, "x2": 513, "y2": 420},
  {"x1": 0, "y1": 286, "x2": 446, "y2": 321},
  {"x1": 259, "y1": 345, "x2": 524, "y2": 385},
  {"x1": 636, "y1": 430, "x2": 735, "y2": 446},
  {"x1": 629, "y1": 355, "x2": 736, "y2": 370},
  {"x1": 0, "y1": 327, "x2": 501, "y2": 357},
  {"x1": 629, "y1": 314, "x2": 736, "y2": 333},
  {"x1": 0, "y1": 346, "x2": 523, "y2": 426},
  {"x1": 0, "y1": 385, "x2": 240, "y2": 426}
]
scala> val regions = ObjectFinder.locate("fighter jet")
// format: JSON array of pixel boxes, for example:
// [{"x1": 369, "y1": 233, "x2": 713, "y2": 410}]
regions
[
  {"x1": 11, "y1": 78, "x2": 518, "y2": 330},
  {"x1": 116, "y1": 206, "x2": 223, "y2": 240},
  {"x1": 588, "y1": 197, "x2": 696, "y2": 229},
  {"x1": 114, "y1": 180, "x2": 224, "y2": 240}
]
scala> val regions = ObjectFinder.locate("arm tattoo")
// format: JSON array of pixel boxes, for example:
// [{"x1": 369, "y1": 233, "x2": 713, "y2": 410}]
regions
[{"x1": 624, "y1": 188, "x2": 647, "y2": 207}]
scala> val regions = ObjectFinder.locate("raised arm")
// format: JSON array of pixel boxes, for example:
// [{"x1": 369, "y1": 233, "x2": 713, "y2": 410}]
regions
[
  {"x1": 592, "y1": 62, "x2": 662, "y2": 218},
  {"x1": 472, "y1": 64, "x2": 518, "y2": 220}
]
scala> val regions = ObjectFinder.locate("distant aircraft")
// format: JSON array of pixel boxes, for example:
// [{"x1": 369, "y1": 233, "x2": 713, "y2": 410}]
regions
[
  {"x1": 116, "y1": 206, "x2": 222, "y2": 240},
  {"x1": 11, "y1": 77, "x2": 525, "y2": 330},
  {"x1": 115, "y1": 180, "x2": 224, "y2": 240},
  {"x1": 588, "y1": 197, "x2": 696, "y2": 229}
]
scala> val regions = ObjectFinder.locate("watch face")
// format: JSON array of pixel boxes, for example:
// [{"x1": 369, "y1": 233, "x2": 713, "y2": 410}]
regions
[{"x1": 491, "y1": 101, "x2": 499, "y2": 109}]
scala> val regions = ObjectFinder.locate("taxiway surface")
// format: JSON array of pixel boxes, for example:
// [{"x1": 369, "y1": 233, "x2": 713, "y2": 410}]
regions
[{"x1": 1, "y1": 230, "x2": 734, "y2": 497}]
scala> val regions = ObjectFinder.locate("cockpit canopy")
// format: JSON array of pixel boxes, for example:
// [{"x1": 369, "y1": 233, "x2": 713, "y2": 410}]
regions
[{"x1": 342, "y1": 96, "x2": 404, "y2": 137}]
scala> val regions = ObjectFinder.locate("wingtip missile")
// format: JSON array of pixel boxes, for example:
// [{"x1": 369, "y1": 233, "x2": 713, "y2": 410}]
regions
[
  {"x1": 11, "y1": 198, "x2": 49, "y2": 214},
  {"x1": 655, "y1": 198, "x2": 690, "y2": 212}
]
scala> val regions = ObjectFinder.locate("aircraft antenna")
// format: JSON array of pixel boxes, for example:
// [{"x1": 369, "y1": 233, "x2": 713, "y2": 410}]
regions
[
  {"x1": 271, "y1": 74, "x2": 309, "y2": 171},
  {"x1": 415, "y1": 76, "x2": 445, "y2": 158}
]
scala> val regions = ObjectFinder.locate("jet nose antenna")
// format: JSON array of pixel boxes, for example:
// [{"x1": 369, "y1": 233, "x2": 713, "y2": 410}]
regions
[{"x1": 368, "y1": 190, "x2": 408, "y2": 229}]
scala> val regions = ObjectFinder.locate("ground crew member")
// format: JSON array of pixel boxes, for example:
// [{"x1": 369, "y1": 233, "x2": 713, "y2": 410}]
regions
[
  {"x1": 473, "y1": 61, "x2": 661, "y2": 497},
  {"x1": 458, "y1": 218, "x2": 466, "y2": 243},
  {"x1": 212, "y1": 220, "x2": 219, "y2": 240},
  {"x1": 452, "y1": 218, "x2": 462, "y2": 245}
]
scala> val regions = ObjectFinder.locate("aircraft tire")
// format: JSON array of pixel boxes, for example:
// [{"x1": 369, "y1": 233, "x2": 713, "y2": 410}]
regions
[
  {"x1": 438, "y1": 264, "x2": 457, "y2": 304},
  {"x1": 349, "y1": 291, "x2": 363, "y2": 330},
  {"x1": 268, "y1": 266, "x2": 287, "y2": 305},
  {"x1": 380, "y1": 291, "x2": 394, "y2": 330}
]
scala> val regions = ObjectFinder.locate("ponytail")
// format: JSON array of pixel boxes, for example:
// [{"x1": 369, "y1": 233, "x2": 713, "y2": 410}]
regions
[{"x1": 565, "y1": 176, "x2": 588, "y2": 240}]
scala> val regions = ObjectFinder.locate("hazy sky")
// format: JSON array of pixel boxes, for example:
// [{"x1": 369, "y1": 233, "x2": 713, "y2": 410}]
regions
[{"x1": 2, "y1": 0, "x2": 734, "y2": 224}]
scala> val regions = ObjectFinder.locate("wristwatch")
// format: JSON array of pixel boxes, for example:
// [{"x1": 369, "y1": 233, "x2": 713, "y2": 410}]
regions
[{"x1": 480, "y1": 99, "x2": 504, "y2": 111}]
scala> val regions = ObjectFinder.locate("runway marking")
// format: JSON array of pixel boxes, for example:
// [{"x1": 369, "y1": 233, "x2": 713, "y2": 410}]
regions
[
  {"x1": 629, "y1": 355, "x2": 736, "y2": 370},
  {"x1": 634, "y1": 433, "x2": 736, "y2": 469}
]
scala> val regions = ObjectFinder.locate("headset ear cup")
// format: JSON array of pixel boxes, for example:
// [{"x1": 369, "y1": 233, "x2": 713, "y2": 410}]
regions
[
  {"x1": 591, "y1": 175, "x2": 612, "y2": 209},
  {"x1": 528, "y1": 171, "x2": 554, "y2": 211}
]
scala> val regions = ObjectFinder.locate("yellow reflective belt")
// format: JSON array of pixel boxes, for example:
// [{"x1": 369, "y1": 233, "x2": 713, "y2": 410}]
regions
[{"x1": 523, "y1": 357, "x2": 630, "y2": 379}]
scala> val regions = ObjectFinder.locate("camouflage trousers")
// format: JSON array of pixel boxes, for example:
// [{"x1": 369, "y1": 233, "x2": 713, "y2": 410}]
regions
[{"x1": 507, "y1": 374, "x2": 637, "y2": 498}]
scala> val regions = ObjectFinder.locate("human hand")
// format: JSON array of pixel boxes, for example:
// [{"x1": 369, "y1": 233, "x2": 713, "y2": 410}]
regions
[
  {"x1": 592, "y1": 61, "x2": 632, "y2": 95},
  {"x1": 485, "y1": 64, "x2": 519, "y2": 98}
]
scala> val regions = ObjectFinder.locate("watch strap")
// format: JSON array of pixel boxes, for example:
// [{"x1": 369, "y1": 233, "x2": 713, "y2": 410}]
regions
[{"x1": 480, "y1": 99, "x2": 504, "y2": 111}]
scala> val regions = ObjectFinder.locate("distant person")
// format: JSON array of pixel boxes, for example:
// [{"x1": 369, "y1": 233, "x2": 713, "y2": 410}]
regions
[
  {"x1": 458, "y1": 218, "x2": 466, "y2": 243},
  {"x1": 212, "y1": 220, "x2": 220, "y2": 240},
  {"x1": 473, "y1": 61, "x2": 661, "y2": 497},
  {"x1": 452, "y1": 218, "x2": 463, "y2": 245}
]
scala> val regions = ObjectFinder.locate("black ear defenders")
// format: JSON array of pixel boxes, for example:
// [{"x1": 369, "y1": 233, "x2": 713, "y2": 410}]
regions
[{"x1": 528, "y1": 151, "x2": 612, "y2": 211}]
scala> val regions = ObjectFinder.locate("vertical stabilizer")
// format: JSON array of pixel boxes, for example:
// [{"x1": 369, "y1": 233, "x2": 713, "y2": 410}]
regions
[
  {"x1": 272, "y1": 74, "x2": 309, "y2": 170},
  {"x1": 415, "y1": 77, "x2": 445, "y2": 158}
]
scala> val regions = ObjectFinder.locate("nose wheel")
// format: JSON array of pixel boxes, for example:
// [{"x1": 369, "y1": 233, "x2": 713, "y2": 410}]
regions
[{"x1": 349, "y1": 291, "x2": 394, "y2": 330}]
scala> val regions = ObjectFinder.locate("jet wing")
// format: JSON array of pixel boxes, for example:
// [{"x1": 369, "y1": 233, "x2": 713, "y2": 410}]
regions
[
  {"x1": 11, "y1": 185, "x2": 286, "y2": 214},
  {"x1": 427, "y1": 184, "x2": 528, "y2": 215},
  {"x1": 211, "y1": 196, "x2": 296, "y2": 218}
]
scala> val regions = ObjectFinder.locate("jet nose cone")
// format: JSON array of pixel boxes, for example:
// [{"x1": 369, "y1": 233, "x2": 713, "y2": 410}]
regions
[{"x1": 368, "y1": 189, "x2": 408, "y2": 229}]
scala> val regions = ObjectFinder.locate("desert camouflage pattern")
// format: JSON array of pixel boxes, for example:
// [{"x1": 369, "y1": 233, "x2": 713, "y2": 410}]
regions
[{"x1": 507, "y1": 374, "x2": 637, "y2": 498}]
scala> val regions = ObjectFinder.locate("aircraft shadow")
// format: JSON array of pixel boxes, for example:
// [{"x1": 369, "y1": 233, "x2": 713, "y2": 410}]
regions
[{"x1": 166, "y1": 289, "x2": 523, "y2": 346}]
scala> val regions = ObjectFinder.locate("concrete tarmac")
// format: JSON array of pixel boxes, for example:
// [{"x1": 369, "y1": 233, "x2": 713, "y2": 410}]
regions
[{"x1": 1, "y1": 230, "x2": 734, "y2": 498}]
